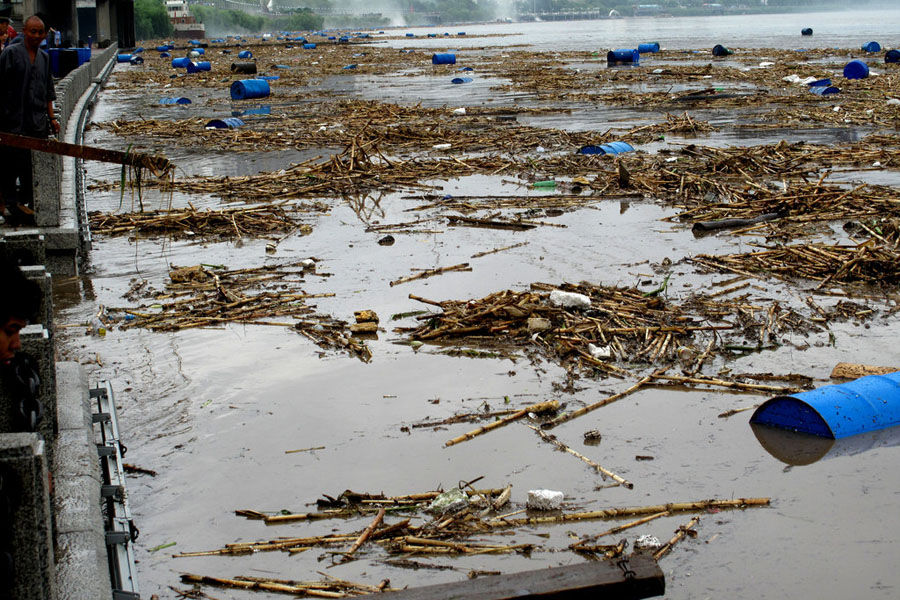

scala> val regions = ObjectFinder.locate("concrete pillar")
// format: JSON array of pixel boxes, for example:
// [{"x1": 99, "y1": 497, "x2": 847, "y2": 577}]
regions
[
  {"x1": 33, "y1": 150, "x2": 62, "y2": 228},
  {"x1": 19, "y1": 326, "x2": 58, "y2": 468},
  {"x1": 19, "y1": 265, "x2": 54, "y2": 341},
  {"x1": 0, "y1": 231, "x2": 47, "y2": 266},
  {"x1": 96, "y1": 0, "x2": 111, "y2": 42},
  {"x1": 0, "y1": 433, "x2": 57, "y2": 600}
]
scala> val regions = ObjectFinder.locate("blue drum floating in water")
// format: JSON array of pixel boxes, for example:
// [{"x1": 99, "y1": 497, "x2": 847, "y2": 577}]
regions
[
  {"x1": 578, "y1": 141, "x2": 634, "y2": 155},
  {"x1": 801, "y1": 28, "x2": 813, "y2": 36},
  {"x1": 205, "y1": 117, "x2": 245, "y2": 129},
  {"x1": 637, "y1": 42, "x2": 660, "y2": 53},
  {"x1": 843, "y1": 59, "x2": 869, "y2": 79},
  {"x1": 231, "y1": 79, "x2": 271, "y2": 100},
  {"x1": 451, "y1": 77, "x2": 473, "y2": 84},
  {"x1": 712, "y1": 44, "x2": 733, "y2": 57},
  {"x1": 861, "y1": 41, "x2": 881, "y2": 53},
  {"x1": 751, "y1": 372, "x2": 900, "y2": 439},
  {"x1": 159, "y1": 97, "x2": 192, "y2": 104},
  {"x1": 886, "y1": 49, "x2": 900, "y2": 64},
  {"x1": 432, "y1": 53, "x2": 456, "y2": 65},
  {"x1": 607, "y1": 49, "x2": 639, "y2": 64}
]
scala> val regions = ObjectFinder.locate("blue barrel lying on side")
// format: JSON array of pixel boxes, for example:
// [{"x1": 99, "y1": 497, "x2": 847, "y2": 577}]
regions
[
  {"x1": 156, "y1": 45, "x2": 170, "y2": 52},
  {"x1": 159, "y1": 97, "x2": 192, "y2": 104},
  {"x1": 186, "y1": 61, "x2": 211, "y2": 73},
  {"x1": 432, "y1": 53, "x2": 456, "y2": 65},
  {"x1": 129, "y1": 56, "x2": 144, "y2": 65},
  {"x1": 751, "y1": 372, "x2": 900, "y2": 439},
  {"x1": 116, "y1": 54, "x2": 133, "y2": 63},
  {"x1": 578, "y1": 141, "x2": 634, "y2": 155},
  {"x1": 808, "y1": 78, "x2": 831, "y2": 87},
  {"x1": 886, "y1": 49, "x2": 900, "y2": 64},
  {"x1": 862, "y1": 41, "x2": 881, "y2": 53},
  {"x1": 809, "y1": 85, "x2": 840, "y2": 96},
  {"x1": 844, "y1": 59, "x2": 869, "y2": 79},
  {"x1": 801, "y1": 27, "x2": 813, "y2": 36},
  {"x1": 607, "y1": 49, "x2": 639, "y2": 64},
  {"x1": 238, "y1": 50, "x2": 252, "y2": 58},
  {"x1": 231, "y1": 79, "x2": 271, "y2": 100},
  {"x1": 451, "y1": 77, "x2": 472, "y2": 84},
  {"x1": 160, "y1": 52, "x2": 171, "y2": 58},
  {"x1": 205, "y1": 117, "x2": 245, "y2": 129},
  {"x1": 172, "y1": 57, "x2": 191, "y2": 68},
  {"x1": 638, "y1": 42, "x2": 660, "y2": 53},
  {"x1": 712, "y1": 44, "x2": 733, "y2": 57}
]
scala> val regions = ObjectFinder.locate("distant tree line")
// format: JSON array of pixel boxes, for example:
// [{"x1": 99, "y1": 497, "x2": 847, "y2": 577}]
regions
[{"x1": 135, "y1": 0, "x2": 173, "y2": 40}]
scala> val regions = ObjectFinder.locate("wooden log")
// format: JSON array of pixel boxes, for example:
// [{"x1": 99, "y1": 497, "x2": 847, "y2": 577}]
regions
[
  {"x1": 355, "y1": 552, "x2": 664, "y2": 600},
  {"x1": 0, "y1": 131, "x2": 172, "y2": 173},
  {"x1": 445, "y1": 400, "x2": 560, "y2": 447},
  {"x1": 830, "y1": 362, "x2": 898, "y2": 380}
]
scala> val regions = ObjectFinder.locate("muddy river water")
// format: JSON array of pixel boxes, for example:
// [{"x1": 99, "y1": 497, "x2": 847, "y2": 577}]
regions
[{"x1": 55, "y1": 9, "x2": 900, "y2": 600}]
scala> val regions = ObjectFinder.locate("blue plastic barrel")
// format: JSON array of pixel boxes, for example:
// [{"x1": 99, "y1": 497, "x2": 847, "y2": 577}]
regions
[
  {"x1": 231, "y1": 79, "x2": 271, "y2": 100},
  {"x1": 186, "y1": 61, "x2": 211, "y2": 73},
  {"x1": 809, "y1": 86, "x2": 840, "y2": 96},
  {"x1": 406, "y1": 33, "x2": 415, "y2": 37},
  {"x1": 303, "y1": 43, "x2": 316, "y2": 49},
  {"x1": 457, "y1": 32, "x2": 466, "y2": 35},
  {"x1": 451, "y1": 77, "x2": 473, "y2": 84},
  {"x1": 205, "y1": 117, "x2": 245, "y2": 129},
  {"x1": 238, "y1": 50, "x2": 252, "y2": 58},
  {"x1": 862, "y1": 41, "x2": 881, "y2": 53},
  {"x1": 432, "y1": 53, "x2": 456, "y2": 65},
  {"x1": 130, "y1": 56, "x2": 144, "y2": 65},
  {"x1": 807, "y1": 78, "x2": 831, "y2": 87},
  {"x1": 172, "y1": 57, "x2": 191, "y2": 68},
  {"x1": 458, "y1": 66, "x2": 473, "y2": 71},
  {"x1": 607, "y1": 49, "x2": 639, "y2": 64},
  {"x1": 156, "y1": 45, "x2": 169, "y2": 52},
  {"x1": 116, "y1": 54, "x2": 132, "y2": 63},
  {"x1": 133, "y1": 47, "x2": 144, "y2": 54},
  {"x1": 160, "y1": 52, "x2": 171, "y2": 58},
  {"x1": 578, "y1": 141, "x2": 634, "y2": 155},
  {"x1": 159, "y1": 97, "x2": 192, "y2": 104},
  {"x1": 712, "y1": 44, "x2": 733, "y2": 57},
  {"x1": 843, "y1": 59, "x2": 869, "y2": 79},
  {"x1": 886, "y1": 50, "x2": 900, "y2": 64},
  {"x1": 637, "y1": 42, "x2": 660, "y2": 53},
  {"x1": 258, "y1": 75, "x2": 279, "y2": 81},
  {"x1": 77, "y1": 48, "x2": 92, "y2": 65},
  {"x1": 801, "y1": 27, "x2": 813, "y2": 36},
  {"x1": 751, "y1": 372, "x2": 900, "y2": 439},
  {"x1": 343, "y1": 64, "x2": 358, "y2": 70}
]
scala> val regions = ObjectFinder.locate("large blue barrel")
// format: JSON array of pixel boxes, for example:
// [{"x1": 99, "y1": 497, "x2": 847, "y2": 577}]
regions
[
  {"x1": 751, "y1": 372, "x2": 900, "y2": 439},
  {"x1": 172, "y1": 57, "x2": 191, "y2": 68},
  {"x1": 843, "y1": 59, "x2": 869, "y2": 79},
  {"x1": 886, "y1": 49, "x2": 900, "y2": 64},
  {"x1": 807, "y1": 78, "x2": 831, "y2": 87},
  {"x1": 238, "y1": 50, "x2": 252, "y2": 58},
  {"x1": 861, "y1": 41, "x2": 881, "y2": 53},
  {"x1": 432, "y1": 53, "x2": 456, "y2": 65},
  {"x1": 156, "y1": 45, "x2": 170, "y2": 52},
  {"x1": 578, "y1": 141, "x2": 634, "y2": 155},
  {"x1": 712, "y1": 44, "x2": 733, "y2": 57},
  {"x1": 231, "y1": 79, "x2": 271, "y2": 100},
  {"x1": 302, "y1": 43, "x2": 316, "y2": 49},
  {"x1": 77, "y1": 47, "x2": 91, "y2": 65},
  {"x1": 607, "y1": 49, "x2": 639, "y2": 64},
  {"x1": 451, "y1": 76, "x2": 472, "y2": 84},
  {"x1": 116, "y1": 54, "x2": 133, "y2": 63},
  {"x1": 205, "y1": 117, "x2": 245, "y2": 129},
  {"x1": 133, "y1": 47, "x2": 144, "y2": 54},
  {"x1": 637, "y1": 42, "x2": 659, "y2": 53},
  {"x1": 801, "y1": 28, "x2": 813, "y2": 36},
  {"x1": 186, "y1": 61, "x2": 211, "y2": 73}
]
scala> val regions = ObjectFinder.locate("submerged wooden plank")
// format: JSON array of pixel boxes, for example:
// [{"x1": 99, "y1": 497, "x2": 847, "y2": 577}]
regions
[{"x1": 361, "y1": 553, "x2": 664, "y2": 600}]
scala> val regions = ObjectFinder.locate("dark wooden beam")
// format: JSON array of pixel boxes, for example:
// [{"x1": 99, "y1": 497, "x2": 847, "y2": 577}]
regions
[
  {"x1": 362, "y1": 553, "x2": 664, "y2": 600},
  {"x1": 0, "y1": 132, "x2": 172, "y2": 173}
]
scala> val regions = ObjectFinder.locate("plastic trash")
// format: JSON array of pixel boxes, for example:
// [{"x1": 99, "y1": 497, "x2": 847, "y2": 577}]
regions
[
  {"x1": 532, "y1": 180, "x2": 556, "y2": 188},
  {"x1": 549, "y1": 290, "x2": 591, "y2": 309},
  {"x1": 432, "y1": 143, "x2": 452, "y2": 150},
  {"x1": 426, "y1": 487, "x2": 468, "y2": 514},
  {"x1": 526, "y1": 489, "x2": 564, "y2": 511},
  {"x1": 451, "y1": 77, "x2": 472, "y2": 84},
  {"x1": 634, "y1": 534, "x2": 662, "y2": 549},
  {"x1": 452, "y1": 107, "x2": 466, "y2": 115},
  {"x1": 588, "y1": 343, "x2": 612, "y2": 359}
]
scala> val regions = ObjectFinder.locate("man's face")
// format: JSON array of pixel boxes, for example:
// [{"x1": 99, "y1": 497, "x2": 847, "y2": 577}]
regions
[
  {"x1": 23, "y1": 19, "x2": 45, "y2": 51},
  {"x1": 1, "y1": 317, "x2": 26, "y2": 365}
]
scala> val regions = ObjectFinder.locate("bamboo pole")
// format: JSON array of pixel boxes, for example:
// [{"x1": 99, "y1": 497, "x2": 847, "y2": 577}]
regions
[
  {"x1": 570, "y1": 511, "x2": 670, "y2": 549},
  {"x1": 526, "y1": 424, "x2": 633, "y2": 489},
  {"x1": 486, "y1": 498, "x2": 769, "y2": 528},
  {"x1": 654, "y1": 515, "x2": 701, "y2": 560},
  {"x1": 545, "y1": 368, "x2": 669, "y2": 428},
  {"x1": 652, "y1": 374, "x2": 801, "y2": 394},
  {"x1": 389, "y1": 263, "x2": 471, "y2": 287},
  {"x1": 445, "y1": 400, "x2": 560, "y2": 447},
  {"x1": 340, "y1": 508, "x2": 385, "y2": 561}
]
